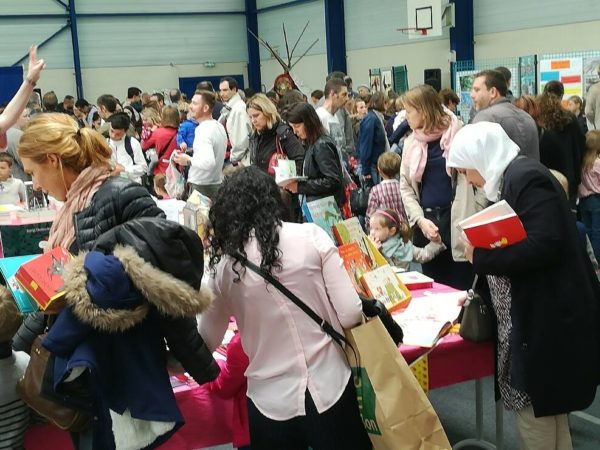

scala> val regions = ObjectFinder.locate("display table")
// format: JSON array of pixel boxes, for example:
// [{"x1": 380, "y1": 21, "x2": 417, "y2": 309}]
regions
[{"x1": 24, "y1": 283, "x2": 498, "y2": 450}]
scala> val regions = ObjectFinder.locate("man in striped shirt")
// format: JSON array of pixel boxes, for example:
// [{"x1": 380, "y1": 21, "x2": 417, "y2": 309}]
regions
[{"x1": 0, "y1": 288, "x2": 30, "y2": 450}]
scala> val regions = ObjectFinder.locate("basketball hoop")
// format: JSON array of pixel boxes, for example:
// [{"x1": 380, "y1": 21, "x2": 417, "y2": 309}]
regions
[{"x1": 397, "y1": 27, "x2": 428, "y2": 36}]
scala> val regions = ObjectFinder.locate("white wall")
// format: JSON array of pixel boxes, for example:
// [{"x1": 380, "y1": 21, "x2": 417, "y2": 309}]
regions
[
  {"x1": 475, "y1": 20, "x2": 600, "y2": 59},
  {"x1": 38, "y1": 62, "x2": 248, "y2": 104},
  {"x1": 347, "y1": 39, "x2": 453, "y2": 90}
]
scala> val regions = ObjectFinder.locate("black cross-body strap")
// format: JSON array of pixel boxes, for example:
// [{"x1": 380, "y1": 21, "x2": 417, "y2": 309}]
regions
[{"x1": 235, "y1": 252, "x2": 348, "y2": 347}]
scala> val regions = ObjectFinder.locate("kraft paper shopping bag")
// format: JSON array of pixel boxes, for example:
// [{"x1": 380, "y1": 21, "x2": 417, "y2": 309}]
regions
[{"x1": 345, "y1": 317, "x2": 451, "y2": 450}]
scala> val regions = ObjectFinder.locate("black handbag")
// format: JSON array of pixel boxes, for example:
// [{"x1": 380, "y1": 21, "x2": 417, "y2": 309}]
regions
[
  {"x1": 350, "y1": 186, "x2": 370, "y2": 216},
  {"x1": 235, "y1": 253, "x2": 403, "y2": 346},
  {"x1": 459, "y1": 275, "x2": 493, "y2": 342}
]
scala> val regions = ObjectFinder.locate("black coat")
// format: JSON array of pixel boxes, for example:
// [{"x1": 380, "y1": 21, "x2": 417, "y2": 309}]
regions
[
  {"x1": 539, "y1": 116, "x2": 585, "y2": 203},
  {"x1": 297, "y1": 135, "x2": 345, "y2": 207},
  {"x1": 473, "y1": 157, "x2": 600, "y2": 417},
  {"x1": 73, "y1": 176, "x2": 164, "y2": 252},
  {"x1": 249, "y1": 121, "x2": 305, "y2": 175}
]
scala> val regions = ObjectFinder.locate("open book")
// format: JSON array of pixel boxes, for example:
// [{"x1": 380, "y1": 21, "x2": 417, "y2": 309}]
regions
[
  {"x1": 275, "y1": 160, "x2": 307, "y2": 186},
  {"x1": 392, "y1": 291, "x2": 465, "y2": 347},
  {"x1": 458, "y1": 200, "x2": 526, "y2": 249}
]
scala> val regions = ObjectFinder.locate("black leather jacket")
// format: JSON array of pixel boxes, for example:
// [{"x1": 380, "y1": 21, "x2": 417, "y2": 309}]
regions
[
  {"x1": 297, "y1": 135, "x2": 345, "y2": 207},
  {"x1": 249, "y1": 121, "x2": 305, "y2": 175}
]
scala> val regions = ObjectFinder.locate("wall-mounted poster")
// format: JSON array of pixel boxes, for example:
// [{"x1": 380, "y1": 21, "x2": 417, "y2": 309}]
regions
[
  {"x1": 583, "y1": 57, "x2": 600, "y2": 96},
  {"x1": 393, "y1": 65, "x2": 409, "y2": 94},
  {"x1": 455, "y1": 70, "x2": 476, "y2": 123},
  {"x1": 539, "y1": 57, "x2": 583, "y2": 99},
  {"x1": 381, "y1": 68, "x2": 393, "y2": 95},
  {"x1": 369, "y1": 68, "x2": 381, "y2": 93},
  {"x1": 519, "y1": 55, "x2": 537, "y2": 96}
]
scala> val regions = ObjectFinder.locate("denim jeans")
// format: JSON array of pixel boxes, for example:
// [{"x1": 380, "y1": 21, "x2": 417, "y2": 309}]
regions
[
  {"x1": 579, "y1": 194, "x2": 600, "y2": 262},
  {"x1": 358, "y1": 164, "x2": 380, "y2": 189}
]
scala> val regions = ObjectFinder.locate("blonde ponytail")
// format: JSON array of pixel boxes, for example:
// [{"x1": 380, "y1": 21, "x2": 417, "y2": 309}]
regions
[{"x1": 18, "y1": 113, "x2": 111, "y2": 173}]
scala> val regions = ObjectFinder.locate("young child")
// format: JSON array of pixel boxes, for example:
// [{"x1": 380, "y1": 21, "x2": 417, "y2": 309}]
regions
[
  {"x1": 153, "y1": 173, "x2": 170, "y2": 199},
  {"x1": 206, "y1": 332, "x2": 251, "y2": 450},
  {"x1": 177, "y1": 112, "x2": 198, "y2": 155},
  {"x1": 0, "y1": 153, "x2": 26, "y2": 205},
  {"x1": 140, "y1": 107, "x2": 161, "y2": 143},
  {"x1": 0, "y1": 287, "x2": 30, "y2": 448},
  {"x1": 370, "y1": 209, "x2": 445, "y2": 270},
  {"x1": 578, "y1": 130, "x2": 600, "y2": 262},
  {"x1": 366, "y1": 152, "x2": 406, "y2": 230}
]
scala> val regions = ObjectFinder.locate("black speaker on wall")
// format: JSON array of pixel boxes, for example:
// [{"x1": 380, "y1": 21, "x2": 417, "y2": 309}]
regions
[{"x1": 424, "y1": 68, "x2": 442, "y2": 92}]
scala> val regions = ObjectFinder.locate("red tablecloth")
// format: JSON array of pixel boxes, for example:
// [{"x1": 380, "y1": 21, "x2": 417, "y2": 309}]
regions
[{"x1": 24, "y1": 283, "x2": 494, "y2": 449}]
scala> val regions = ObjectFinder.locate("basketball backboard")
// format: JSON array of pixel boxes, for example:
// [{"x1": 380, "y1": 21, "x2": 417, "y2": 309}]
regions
[{"x1": 406, "y1": 0, "x2": 443, "y2": 40}]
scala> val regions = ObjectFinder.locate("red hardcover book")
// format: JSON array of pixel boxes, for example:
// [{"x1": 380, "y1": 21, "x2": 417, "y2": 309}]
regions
[
  {"x1": 15, "y1": 247, "x2": 71, "y2": 313},
  {"x1": 338, "y1": 242, "x2": 372, "y2": 296},
  {"x1": 397, "y1": 271, "x2": 434, "y2": 290},
  {"x1": 458, "y1": 200, "x2": 526, "y2": 249}
]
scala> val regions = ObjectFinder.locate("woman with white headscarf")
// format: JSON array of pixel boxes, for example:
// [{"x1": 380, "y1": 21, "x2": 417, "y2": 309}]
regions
[{"x1": 447, "y1": 122, "x2": 600, "y2": 450}]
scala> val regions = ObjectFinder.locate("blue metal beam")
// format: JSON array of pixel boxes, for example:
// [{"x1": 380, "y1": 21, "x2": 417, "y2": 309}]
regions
[
  {"x1": 245, "y1": 0, "x2": 262, "y2": 91},
  {"x1": 254, "y1": 0, "x2": 319, "y2": 14},
  {"x1": 449, "y1": 0, "x2": 474, "y2": 63},
  {"x1": 0, "y1": 11, "x2": 244, "y2": 20},
  {"x1": 68, "y1": 0, "x2": 84, "y2": 99},
  {"x1": 324, "y1": 0, "x2": 347, "y2": 74},
  {"x1": 12, "y1": 23, "x2": 70, "y2": 66}
]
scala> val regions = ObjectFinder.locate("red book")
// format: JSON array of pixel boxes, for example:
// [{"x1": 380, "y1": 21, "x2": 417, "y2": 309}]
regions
[
  {"x1": 338, "y1": 242, "x2": 372, "y2": 296},
  {"x1": 15, "y1": 247, "x2": 71, "y2": 314},
  {"x1": 397, "y1": 271, "x2": 434, "y2": 290},
  {"x1": 458, "y1": 200, "x2": 526, "y2": 249}
]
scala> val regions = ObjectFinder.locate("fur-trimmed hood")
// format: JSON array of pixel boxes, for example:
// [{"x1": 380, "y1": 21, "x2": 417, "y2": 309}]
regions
[{"x1": 63, "y1": 245, "x2": 213, "y2": 333}]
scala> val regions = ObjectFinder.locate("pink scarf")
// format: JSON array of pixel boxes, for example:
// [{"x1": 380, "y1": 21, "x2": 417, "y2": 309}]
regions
[
  {"x1": 48, "y1": 165, "x2": 112, "y2": 250},
  {"x1": 405, "y1": 112, "x2": 461, "y2": 183}
]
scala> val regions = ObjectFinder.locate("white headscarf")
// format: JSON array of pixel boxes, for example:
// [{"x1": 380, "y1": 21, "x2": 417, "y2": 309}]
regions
[{"x1": 446, "y1": 122, "x2": 520, "y2": 201}]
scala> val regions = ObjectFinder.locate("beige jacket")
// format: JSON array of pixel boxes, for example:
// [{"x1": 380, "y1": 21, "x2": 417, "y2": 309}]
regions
[{"x1": 399, "y1": 135, "x2": 488, "y2": 261}]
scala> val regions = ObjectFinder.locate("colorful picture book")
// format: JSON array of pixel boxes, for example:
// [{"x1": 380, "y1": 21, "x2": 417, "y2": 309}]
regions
[
  {"x1": 458, "y1": 200, "x2": 526, "y2": 249},
  {"x1": 338, "y1": 242, "x2": 372, "y2": 296},
  {"x1": 360, "y1": 265, "x2": 411, "y2": 313},
  {"x1": 0, "y1": 255, "x2": 39, "y2": 313},
  {"x1": 392, "y1": 291, "x2": 465, "y2": 347},
  {"x1": 302, "y1": 196, "x2": 342, "y2": 241},
  {"x1": 0, "y1": 221, "x2": 52, "y2": 258},
  {"x1": 397, "y1": 271, "x2": 434, "y2": 290},
  {"x1": 15, "y1": 247, "x2": 71, "y2": 313}
]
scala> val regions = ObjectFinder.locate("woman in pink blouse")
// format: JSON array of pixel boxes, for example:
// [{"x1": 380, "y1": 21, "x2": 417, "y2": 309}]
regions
[{"x1": 199, "y1": 167, "x2": 371, "y2": 450}]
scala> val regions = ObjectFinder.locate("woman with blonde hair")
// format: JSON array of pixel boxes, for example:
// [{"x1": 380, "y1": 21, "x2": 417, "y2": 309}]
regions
[
  {"x1": 400, "y1": 84, "x2": 481, "y2": 289},
  {"x1": 16, "y1": 113, "x2": 219, "y2": 449},
  {"x1": 247, "y1": 94, "x2": 305, "y2": 176}
]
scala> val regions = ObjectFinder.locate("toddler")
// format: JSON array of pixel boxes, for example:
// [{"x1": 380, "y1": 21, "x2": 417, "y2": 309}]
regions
[
  {"x1": 0, "y1": 153, "x2": 25, "y2": 205},
  {"x1": 369, "y1": 209, "x2": 445, "y2": 270},
  {"x1": 153, "y1": 173, "x2": 170, "y2": 199},
  {"x1": 177, "y1": 112, "x2": 199, "y2": 155},
  {"x1": 0, "y1": 286, "x2": 30, "y2": 448}
]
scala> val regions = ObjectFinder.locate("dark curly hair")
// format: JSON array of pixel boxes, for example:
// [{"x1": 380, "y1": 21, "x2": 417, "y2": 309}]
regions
[{"x1": 208, "y1": 166, "x2": 289, "y2": 280}]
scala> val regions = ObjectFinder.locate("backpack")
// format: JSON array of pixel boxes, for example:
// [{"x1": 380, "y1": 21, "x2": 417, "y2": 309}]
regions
[{"x1": 122, "y1": 136, "x2": 150, "y2": 188}]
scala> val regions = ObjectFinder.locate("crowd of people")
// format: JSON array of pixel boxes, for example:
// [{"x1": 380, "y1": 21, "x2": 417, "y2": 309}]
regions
[{"x1": 0, "y1": 46, "x2": 599, "y2": 450}]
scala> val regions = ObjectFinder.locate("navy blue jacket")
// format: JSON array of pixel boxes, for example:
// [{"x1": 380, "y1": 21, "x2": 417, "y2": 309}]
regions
[{"x1": 357, "y1": 110, "x2": 387, "y2": 175}]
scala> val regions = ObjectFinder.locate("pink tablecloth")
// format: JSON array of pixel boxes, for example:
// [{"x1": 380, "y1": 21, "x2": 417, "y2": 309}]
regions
[
  {"x1": 24, "y1": 283, "x2": 494, "y2": 449},
  {"x1": 24, "y1": 383, "x2": 234, "y2": 450}
]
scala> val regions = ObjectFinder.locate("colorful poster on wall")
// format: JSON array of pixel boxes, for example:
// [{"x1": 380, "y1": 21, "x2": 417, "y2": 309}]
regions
[
  {"x1": 369, "y1": 68, "x2": 381, "y2": 93},
  {"x1": 539, "y1": 57, "x2": 583, "y2": 99},
  {"x1": 583, "y1": 57, "x2": 600, "y2": 96},
  {"x1": 519, "y1": 55, "x2": 537, "y2": 96},
  {"x1": 454, "y1": 70, "x2": 476, "y2": 123}
]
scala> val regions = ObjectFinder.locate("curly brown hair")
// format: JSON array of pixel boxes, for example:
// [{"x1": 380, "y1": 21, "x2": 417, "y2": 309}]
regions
[{"x1": 536, "y1": 92, "x2": 572, "y2": 131}]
